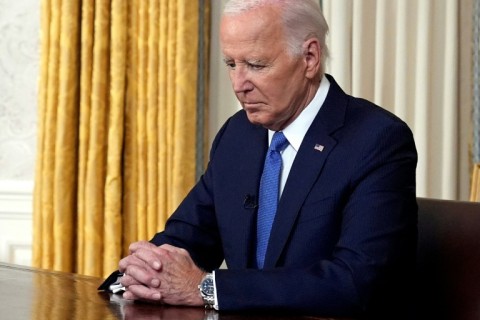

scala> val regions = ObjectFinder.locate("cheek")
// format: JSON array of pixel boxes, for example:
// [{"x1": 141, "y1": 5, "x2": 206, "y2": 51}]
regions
[
  {"x1": 255, "y1": 78, "x2": 287, "y2": 104},
  {"x1": 254, "y1": 67, "x2": 304, "y2": 110},
  {"x1": 265, "y1": 82, "x2": 299, "y2": 110}
]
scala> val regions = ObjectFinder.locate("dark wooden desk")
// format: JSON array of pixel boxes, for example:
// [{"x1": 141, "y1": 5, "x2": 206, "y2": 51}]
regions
[{"x1": 0, "y1": 263, "x2": 342, "y2": 320}]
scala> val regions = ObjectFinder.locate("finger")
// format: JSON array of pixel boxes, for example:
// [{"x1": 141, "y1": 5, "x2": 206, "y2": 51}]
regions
[
  {"x1": 126, "y1": 284, "x2": 162, "y2": 302},
  {"x1": 158, "y1": 244, "x2": 188, "y2": 255},
  {"x1": 122, "y1": 289, "x2": 141, "y2": 301},
  {"x1": 118, "y1": 253, "x2": 147, "y2": 273},
  {"x1": 122, "y1": 263, "x2": 160, "y2": 288},
  {"x1": 129, "y1": 241, "x2": 157, "y2": 254},
  {"x1": 119, "y1": 273, "x2": 142, "y2": 287},
  {"x1": 133, "y1": 248, "x2": 163, "y2": 271},
  {"x1": 121, "y1": 274, "x2": 160, "y2": 290}
]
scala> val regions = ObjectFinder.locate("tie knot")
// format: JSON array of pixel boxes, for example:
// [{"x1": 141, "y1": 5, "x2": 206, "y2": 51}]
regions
[{"x1": 270, "y1": 131, "x2": 289, "y2": 153}]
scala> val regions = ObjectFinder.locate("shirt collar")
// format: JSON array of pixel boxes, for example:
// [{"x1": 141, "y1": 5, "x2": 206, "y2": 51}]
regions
[{"x1": 268, "y1": 75, "x2": 330, "y2": 151}]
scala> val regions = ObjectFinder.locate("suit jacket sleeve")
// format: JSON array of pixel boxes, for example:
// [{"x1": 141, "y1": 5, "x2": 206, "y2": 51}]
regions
[{"x1": 149, "y1": 118, "x2": 232, "y2": 272}]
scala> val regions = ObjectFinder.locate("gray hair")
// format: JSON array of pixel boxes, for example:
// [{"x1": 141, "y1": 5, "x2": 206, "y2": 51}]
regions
[{"x1": 223, "y1": 0, "x2": 330, "y2": 74}]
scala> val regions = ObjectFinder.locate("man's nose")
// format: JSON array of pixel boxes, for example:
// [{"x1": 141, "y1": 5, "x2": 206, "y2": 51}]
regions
[{"x1": 231, "y1": 68, "x2": 253, "y2": 93}]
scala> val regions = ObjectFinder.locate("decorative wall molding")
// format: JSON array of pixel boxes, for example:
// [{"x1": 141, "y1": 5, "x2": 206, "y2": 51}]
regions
[
  {"x1": 0, "y1": 180, "x2": 33, "y2": 266},
  {"x1": 2, "y1": 240, "x2": 32, "y2": 267},
  {"x1": 0, "y1": 180, "x2": 33, "y2": 217}
]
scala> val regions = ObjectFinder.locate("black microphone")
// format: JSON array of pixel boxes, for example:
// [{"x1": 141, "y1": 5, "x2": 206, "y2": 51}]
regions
[{"x1": 243, "y1": 194, "x2": 258, "y2": 209}]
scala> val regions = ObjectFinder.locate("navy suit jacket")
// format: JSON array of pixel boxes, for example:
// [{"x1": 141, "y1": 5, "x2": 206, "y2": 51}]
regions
[{"x1": 151, "y1": 75, "x2": 418, "y2": 318}]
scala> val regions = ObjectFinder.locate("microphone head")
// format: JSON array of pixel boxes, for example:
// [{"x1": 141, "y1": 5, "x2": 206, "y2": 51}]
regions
[{"x1": 243, "y1": 194, "x2": 258, "y2": 209}]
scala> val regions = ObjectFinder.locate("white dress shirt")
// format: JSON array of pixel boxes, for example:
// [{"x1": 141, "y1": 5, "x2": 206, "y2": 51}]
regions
[{"x1": 268, "y1": 75, "x2": 330, "y2": 197}]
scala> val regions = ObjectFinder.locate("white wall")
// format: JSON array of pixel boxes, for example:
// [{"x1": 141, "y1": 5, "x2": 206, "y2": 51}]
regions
[
  {"x1": 0, "y1": 0, "x2": 40, "y2": 265},
  {"x1": 208, "y1": 0, "x2": 240, "y2": 147},
  {"x1": 0, "y1": 0, "x2": 39, "y2": 180}
]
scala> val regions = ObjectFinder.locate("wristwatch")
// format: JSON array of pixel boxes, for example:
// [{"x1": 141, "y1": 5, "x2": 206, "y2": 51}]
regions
[{"x1": 198, "y1": 273, "x2": 215, "y2": 308}]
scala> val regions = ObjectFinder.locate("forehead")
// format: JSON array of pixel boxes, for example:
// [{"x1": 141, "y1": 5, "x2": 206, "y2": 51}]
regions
[{"x1": 220, "y1": 6, "x2": 285, "y2": 58}]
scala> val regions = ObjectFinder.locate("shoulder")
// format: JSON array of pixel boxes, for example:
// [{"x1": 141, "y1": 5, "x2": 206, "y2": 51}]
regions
[
  {"x1": 324, "y1": 75, "x2": 413, "y2": 138},
  {"x1": 348, "y1": 97, "x2": 408, "y2": 129}
]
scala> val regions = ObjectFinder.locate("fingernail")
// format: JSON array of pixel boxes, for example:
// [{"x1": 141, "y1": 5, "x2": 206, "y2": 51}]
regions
[
  {"x1": 152, "y1": 293, "x2": 161, "y2": 300},
  {"x1": 153, "y1": 261, "x2": 161, "y2": 270}
]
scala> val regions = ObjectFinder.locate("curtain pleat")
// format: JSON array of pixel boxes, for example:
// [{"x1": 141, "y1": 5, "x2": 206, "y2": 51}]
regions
[
  {"x1": 157, "y1": 0, "x2": 168, "y2": 241},
  {"x1": 323, "y1": 0, "x2": 352, "y2": 91},
  {"x1": 135, "y1": 0, "x2": 149, "y2": 242},
  {"x1": 76, "y1": 0, "x2": 94, "y2": 274},
  {"x1": 472, "y1": 165, "x2": 480, "y2": 201},
  {"x1": 472, "y1": 0, "x2": 480, "y2": 202},
  {"x1": 372, "y1": 1, "x2": 386, "y2": 103},
  {"x1": 122, "y1": 0, "x2": 139, "y2": 253},
  {"x1": 103, "y1": 0, "x2": 127, "y2": 274},
  {"x1": 164, "y1": 1, "x2": 177, "y2": 218},
  {"x1": 80, "y1": 0, "x2": 111, "y2": 277},
  {"x1": 33, "y1": 0, "x2": 81, "y2": 271},
  {"x1": 413, "y1": 0, "x2": 431, "y2": 199},
  {"x1": 172, "y1": 1, "x2": 198, "y2": 209},
  {"x1": 53, "y1": 0, "x2": 81, "y2": 272},
  {"x1": 37, "y1": 0, "x2": 60, "y2": 269},
  {"x1": 392, "y1": 0, "x2": 409, "y2": 121},
  {"x1": 33, "y1": 0, "x2": 210, "y2": 277},
  {"x1": 351, "y1": 0, "x2": 375, "y2": 99},
  {"x1": 323, "y1": 0, "x2": 463, "y2": 200},
  {"x1": 146, "y1": 0, "x2": 160, "y2": 241},
  {"x1": 441, "y1": 0, "x2": 459, "y2": 197},
  {"x1": 33, "y1": 0, "x2": 51, "y2": 268}
]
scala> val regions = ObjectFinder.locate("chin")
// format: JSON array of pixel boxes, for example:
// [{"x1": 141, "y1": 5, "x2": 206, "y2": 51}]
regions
[
  {"x1": 245, "y1": 113, "x2": 266, "y2": 127},
  {"x1": 245, "y1": 109, "x2": 278, "y2": 129}
]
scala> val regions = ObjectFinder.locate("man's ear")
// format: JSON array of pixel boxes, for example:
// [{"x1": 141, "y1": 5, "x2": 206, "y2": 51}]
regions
[{"x1": 303, "y1": 38, "x2": 321, "y2": 79}]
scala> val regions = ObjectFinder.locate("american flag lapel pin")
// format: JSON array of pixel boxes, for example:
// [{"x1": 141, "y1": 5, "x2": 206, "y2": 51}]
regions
[{"x1": 314, "y1": 144, "x2": 324, "y2": 152}]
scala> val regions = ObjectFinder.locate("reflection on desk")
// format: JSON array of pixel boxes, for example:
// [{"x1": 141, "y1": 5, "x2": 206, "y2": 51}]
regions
[
  {"x1": 0, "y1": 263, "x2": 344, "y2": 320},
  {"x1": 108, "y1": 293, "x2": 343, "y2": 320}
]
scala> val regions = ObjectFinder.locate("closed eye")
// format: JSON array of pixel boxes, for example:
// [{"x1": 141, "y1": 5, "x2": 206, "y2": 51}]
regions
[
  {"x1": 246, "y1": 62, "x2": 265, "y2": 70},
  {"x1": 223, "y1": 59, "x2": 236, "y2": 70}
]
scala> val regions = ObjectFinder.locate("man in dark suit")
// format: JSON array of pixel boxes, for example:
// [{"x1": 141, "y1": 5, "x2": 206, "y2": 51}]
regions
[{"x1": 116, "y1": 0, "x2": 417, "y2": 318}]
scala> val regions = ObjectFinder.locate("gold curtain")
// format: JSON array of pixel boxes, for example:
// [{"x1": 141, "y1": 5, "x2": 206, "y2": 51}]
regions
[
  {"x1": 471, "y1": 164, "x2": 480, "y2": 201},
  {"x1": 33, "y1": 0, "x2": 210, "y2": 278}
]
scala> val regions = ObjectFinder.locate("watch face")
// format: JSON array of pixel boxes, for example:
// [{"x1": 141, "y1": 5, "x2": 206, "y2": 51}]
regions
[{"x1": 201, "y1": 278, "x2": 215, "y2": 296}]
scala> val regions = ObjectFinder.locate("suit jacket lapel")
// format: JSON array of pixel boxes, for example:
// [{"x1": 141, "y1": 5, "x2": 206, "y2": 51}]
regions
[{"x1": 264, "y1": 75, "x2": 348, "y2": 268}]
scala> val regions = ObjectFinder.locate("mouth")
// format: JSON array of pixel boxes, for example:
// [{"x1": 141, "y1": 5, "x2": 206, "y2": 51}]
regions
[{"x1": 243, "y1": 102, "x2": 264, "y2": 109}]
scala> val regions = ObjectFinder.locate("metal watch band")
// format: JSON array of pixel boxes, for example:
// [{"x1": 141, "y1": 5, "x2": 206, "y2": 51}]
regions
[
  {"x1": 202, "y1": 295, "x2": 215, "y2": 308},
  {"x1": 198, "y1": 273, "x2": 215, "y2": 308}
]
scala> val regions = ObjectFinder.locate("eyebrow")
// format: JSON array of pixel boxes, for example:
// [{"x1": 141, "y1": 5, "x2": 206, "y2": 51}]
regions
[{"x1": 222, "y1": 58, "x2": 266, "y2": 65}]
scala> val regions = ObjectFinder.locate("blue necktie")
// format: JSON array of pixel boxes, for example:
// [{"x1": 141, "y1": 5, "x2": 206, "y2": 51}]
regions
[{"x1": 256, "y1": 131, "x2": 289, "y2": 269}]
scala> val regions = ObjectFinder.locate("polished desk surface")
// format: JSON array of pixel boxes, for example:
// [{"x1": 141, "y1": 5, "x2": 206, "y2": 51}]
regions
[{"x1": 0, "y1": 263, "x2": 346, "y2": 320}]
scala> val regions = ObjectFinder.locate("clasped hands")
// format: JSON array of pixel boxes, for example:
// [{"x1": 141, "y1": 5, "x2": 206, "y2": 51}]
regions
[{"x1": 119, "y1": 241, "x2": 206, "y2": 307}]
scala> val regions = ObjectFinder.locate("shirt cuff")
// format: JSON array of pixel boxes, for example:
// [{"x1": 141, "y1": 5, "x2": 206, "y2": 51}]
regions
[{"x1": 212, "y1": 270, "x2": 219, "y2": 310}]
